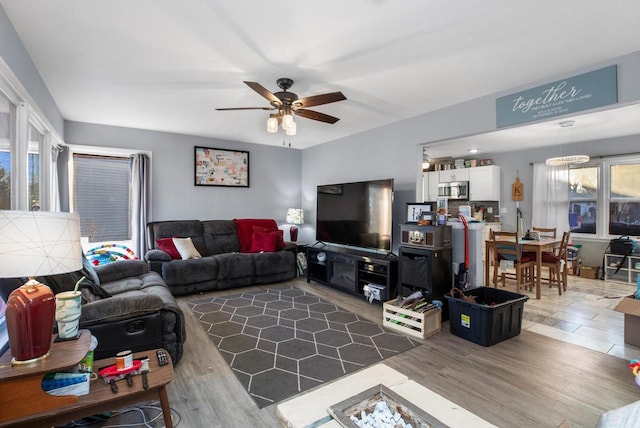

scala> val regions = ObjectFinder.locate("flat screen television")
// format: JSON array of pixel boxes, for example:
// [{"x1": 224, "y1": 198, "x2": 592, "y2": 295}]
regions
[{"x1": 316, "y1": 178, "x2": 394, "y2": 252}]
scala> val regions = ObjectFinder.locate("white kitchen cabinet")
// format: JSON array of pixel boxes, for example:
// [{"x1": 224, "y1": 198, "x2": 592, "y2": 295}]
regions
[
  {"x1": 439, "y1": 168, "x2": 469, "y2": 183},
  {"x1": 469, "y1": 165, "x2": 500, "y2": 201},
  {"x1": 418, "y1": 171, "x2": 440, "y2": 202}
]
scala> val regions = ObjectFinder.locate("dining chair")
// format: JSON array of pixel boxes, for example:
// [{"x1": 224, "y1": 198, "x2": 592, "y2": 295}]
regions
[
  {"x1": 539, "y1": 231, "x2": 571, "y2": 294},
  {"x1": 491, "y1": 231, "x2": 536, "y2": 293},
  {"x1": 532, "y1": 227, "x2": 557, "y2": 239},
  {"x1": 533, "y1": 226, "x2": 559, "y2": 260}
]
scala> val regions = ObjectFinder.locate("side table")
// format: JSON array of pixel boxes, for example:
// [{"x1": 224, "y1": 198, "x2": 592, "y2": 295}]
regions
[
  {"x1": 0, "y1": 331, "x2": 174, "y2": 428},
  {"x1": 0, "y1": 329, "x2": 91, "y2": 423}
]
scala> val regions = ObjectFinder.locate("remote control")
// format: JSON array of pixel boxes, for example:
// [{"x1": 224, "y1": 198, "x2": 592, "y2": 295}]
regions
[{"x1": 156, "y1": 349, "x2": 168, "y2": 366}]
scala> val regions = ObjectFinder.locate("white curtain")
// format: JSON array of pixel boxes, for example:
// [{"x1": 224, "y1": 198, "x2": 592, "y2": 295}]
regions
[
  {"x1": 130, "y1": 153, "x2": 150, "y2": 259},
  {"x1": 532, "y1": 163, "x2": 570, "y2": 233},
  {"x1": 50, "y1": 144, "x2": 63, "y2": 211}
]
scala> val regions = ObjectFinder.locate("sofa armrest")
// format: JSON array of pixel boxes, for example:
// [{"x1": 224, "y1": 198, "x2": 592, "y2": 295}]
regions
[
  {"x1": 281, "y1": 243, "x2": 297, "y2": 252},
  {"x1": 95, "y1": 260, "x2": 148, "y2": 284},
  {"x1": 145, "y1": 249, "x2": 172, "y2": 262},
  {"x1": 80, "y1": 293, "x2": 165, "y2": 326}
]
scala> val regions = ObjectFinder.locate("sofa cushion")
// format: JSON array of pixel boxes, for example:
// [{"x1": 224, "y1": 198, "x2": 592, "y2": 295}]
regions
[
  {"x1": 253, "y1": 251, "x2": 295, "y2": 276},
  {"x1": 162, "y1": 257, "x2": 218, "y2": 286},
  {"x1": 234, "y1": 219, "x2": 286, "y2": 253},
  {"x1": 156, "y1": 237, "x2": 181, "y2": 259},
  {"x1": 216, "y1": 252, "x2": 255, "y2": 281},
  {"x1": 173, "y1": 237, "x2": 202, "y2": 259},
  {"x1": 249, "y1": 226, "x2": 279, "y2": 253},
  {"x1": 202, "y1": 220, "x2": 241, "y2": 255},
  {"x1": 149, "y1": 220, "x2": 208, "y2": 256}
]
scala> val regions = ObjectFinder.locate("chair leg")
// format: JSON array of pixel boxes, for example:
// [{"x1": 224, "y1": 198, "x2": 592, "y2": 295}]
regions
[
  {"x1": 551, "y1": 266, "x2": 561, "y2": 295},
  {"x1": 493, "y1": 263, "x2": 498, "y2": 287}
]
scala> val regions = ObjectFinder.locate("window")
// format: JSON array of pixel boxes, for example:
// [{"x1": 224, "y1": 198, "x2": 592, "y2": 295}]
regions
[
  {"x1": 0, "y1": 94, "x2": 11, "y2": 209},
  {"x1": 609, "y1": 162, "x2": 640, "y2": 236},
  {"x1": 73, "y1": 153, "x2": 131, "y2": 242},
  {"x1": 28, "y1": 123, "x2": 43, "y2": 211},
  {"x1": 569, "y1": 157, "x2": 640, "y2": 238},
  {"x1": 569, "y1": 165, "x2": 597, "y2": 235}
]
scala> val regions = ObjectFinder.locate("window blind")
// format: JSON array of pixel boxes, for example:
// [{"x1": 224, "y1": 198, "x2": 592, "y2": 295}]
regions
[{"x1": 73, "y1": 154, "x2": 131, "y2": 242}]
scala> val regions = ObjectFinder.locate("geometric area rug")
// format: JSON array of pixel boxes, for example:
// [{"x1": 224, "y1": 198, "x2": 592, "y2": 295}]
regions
[{"x1": 187, "y1": 284, "x2": 421, "y2": 408}]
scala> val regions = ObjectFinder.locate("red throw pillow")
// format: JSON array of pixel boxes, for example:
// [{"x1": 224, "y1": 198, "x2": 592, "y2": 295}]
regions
[
  {"x1": 249, "y1": 227, "x2": 278, "y2": 253},
  {"x1": 156, "y1": 237, "x2": 181, "y2": 259},
  {"x1": 234, "y1": 219, "x2": 286, "y2": 252},
  {"x1": 275, "y1": 229, "x2": 286, "y2": 250}
]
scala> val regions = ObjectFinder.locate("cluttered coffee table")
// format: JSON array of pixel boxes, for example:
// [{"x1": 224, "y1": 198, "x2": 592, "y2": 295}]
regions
[{"x1": 0, "y1": 329, "x2": 174, "y2": 428}]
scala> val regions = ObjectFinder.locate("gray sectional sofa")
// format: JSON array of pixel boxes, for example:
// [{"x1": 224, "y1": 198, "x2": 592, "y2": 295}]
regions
[
  {"x1": 0, "y1": 258, "x2": 186, "y2": 364},
  {"x1": 145, "y1": 219, "x2": 297, "y2": 296}
]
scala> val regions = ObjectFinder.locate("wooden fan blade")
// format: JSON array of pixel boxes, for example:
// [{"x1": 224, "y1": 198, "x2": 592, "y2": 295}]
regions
[
  {"x1": 295, "y1": 91, "x2": 346, "y2": 108},
  {"x1": 295, "y1": 109, "x2": 340, "y2": 124},
  {"x1": 244, "y1": 81, "x2": 281, "y2": 105},
  {"x1": 215, "y1": 107, "x2": 274, "y2": 111}
]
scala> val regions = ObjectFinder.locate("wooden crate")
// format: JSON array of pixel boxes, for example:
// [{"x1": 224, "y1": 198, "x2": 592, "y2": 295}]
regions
[
  {"x1": 382, "y1": 300, "x2": 441, "y2": 340},
  {"x1": 579, "y1": 266, "x2": 600, "y2": 279}
]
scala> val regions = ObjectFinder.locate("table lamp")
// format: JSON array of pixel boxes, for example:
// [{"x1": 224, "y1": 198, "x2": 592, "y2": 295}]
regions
[
  {"x1": 0, "y1": 210, "x2": 82, "y2": 364},
  {"x1": 286, "y1": 208, "x2": 304, "y2": 242}
]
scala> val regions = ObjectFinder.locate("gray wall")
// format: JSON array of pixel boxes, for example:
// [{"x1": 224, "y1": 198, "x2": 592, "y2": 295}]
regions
[
  {"x1": 64, "y1": 121, "x2": 302, "y2": 225},
  {"x1": 0, "y1": 5, "x2": 64, "y2": 137},
  {"x1": 300, "y1": 50, "x2": 640, "y2": 265}
]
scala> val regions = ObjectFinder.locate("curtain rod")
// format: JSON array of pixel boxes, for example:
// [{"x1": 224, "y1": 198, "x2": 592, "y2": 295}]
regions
[{"x1": 529, "y1": 151, "x2": 640, "y2": 165}]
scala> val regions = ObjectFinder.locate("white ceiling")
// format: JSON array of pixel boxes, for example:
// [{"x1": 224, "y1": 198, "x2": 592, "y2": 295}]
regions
[{"x1": 2, "y1": 0, "x2": 640, "y2": 150}]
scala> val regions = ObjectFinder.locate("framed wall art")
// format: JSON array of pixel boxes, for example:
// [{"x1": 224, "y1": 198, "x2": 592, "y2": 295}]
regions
[
  {"x1": 406, "y1": 203, "x2": 433, "y2": 223},
  {"x1": 194, "y1": 146, "x2": 249, "y2": 187}
]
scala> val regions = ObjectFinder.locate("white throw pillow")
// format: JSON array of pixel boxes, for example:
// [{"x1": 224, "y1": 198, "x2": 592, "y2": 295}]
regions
[{"x1": 172, "y1": 237, "x2": 202, "y2": 260}]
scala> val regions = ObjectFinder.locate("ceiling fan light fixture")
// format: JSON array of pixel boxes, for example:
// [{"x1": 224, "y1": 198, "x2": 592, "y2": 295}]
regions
[
  {"x1": 285, "y1": 120, "x2": 296, "y2": 136},
  {"x1": 267, "y1": 115, "x2": 278, "y2": 133},
  {"x1": 282, "y1": 113, "x2": 294, "y2": 131},
  {"x1": 545, "y1": 155, "x2": 590, "y2": 166}
]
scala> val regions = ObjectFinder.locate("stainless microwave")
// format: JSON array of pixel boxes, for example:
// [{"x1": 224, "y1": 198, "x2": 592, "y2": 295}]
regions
[{"x1": 437, "y1": 181, "x2": 469, "y2": 200}]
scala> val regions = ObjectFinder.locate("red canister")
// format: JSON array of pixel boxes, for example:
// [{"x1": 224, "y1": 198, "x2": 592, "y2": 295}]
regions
[{"x1": 5, "y1": 280, "x2": 56, "y2": 363}]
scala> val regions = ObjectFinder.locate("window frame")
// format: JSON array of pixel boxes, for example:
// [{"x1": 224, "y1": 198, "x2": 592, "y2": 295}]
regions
[
  {"x1": 67, "y1": 144, "x2": 150, "y2": 251},
  {"x1": 0, "y1": 57, "x2": 63, "y2": 211},
  {"x1": 569, "y1": 154, "x2": 640, "y2": 240}
]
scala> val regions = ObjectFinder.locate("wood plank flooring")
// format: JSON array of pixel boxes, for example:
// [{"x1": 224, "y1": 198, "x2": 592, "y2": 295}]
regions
[{"x1": 93, "y1": 275, "x2": 640, "y2": 427}]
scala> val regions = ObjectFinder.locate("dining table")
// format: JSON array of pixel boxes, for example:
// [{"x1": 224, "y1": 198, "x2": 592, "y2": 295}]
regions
[{"x1": 485, "y1": 236, "x2": 564, "y2": 299}]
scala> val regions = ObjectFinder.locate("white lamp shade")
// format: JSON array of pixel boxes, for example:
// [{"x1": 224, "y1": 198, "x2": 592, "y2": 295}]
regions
[
  {"x1": 0, "y1": 210, "x2": 82, "y2": 278},
  {"x1": 285, "y1": 120, "x2": 296, "y2": 136},
  {"x1": 267, "y1": 116, "x2": 278, "y2": 133},
  {"x1": 282, "y1": 114, "x2": 294, "y2": 131},
  {"x1": 286, "y1": 208, "x2": 304, "y2": 225}
]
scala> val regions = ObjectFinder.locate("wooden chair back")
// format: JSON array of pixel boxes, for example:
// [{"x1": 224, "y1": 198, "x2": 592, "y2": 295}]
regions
[
  {"x1": 557, "y1": 231, "x2": 570, "y2": 260},
  {"x1": 533, "y1": 227, "x2": 557, "y2": 239},
  {"x1": 540, "y1": 230, "x2": 571, "y2": 294},
  {"x1": 491, "y1": 231, "x2": 521, "y2": 262}
]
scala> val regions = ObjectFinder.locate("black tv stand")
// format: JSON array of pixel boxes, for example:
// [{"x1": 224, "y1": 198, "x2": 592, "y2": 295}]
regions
[{"x1": 306, "y1": 245, "x2": 398, "y2": 303}]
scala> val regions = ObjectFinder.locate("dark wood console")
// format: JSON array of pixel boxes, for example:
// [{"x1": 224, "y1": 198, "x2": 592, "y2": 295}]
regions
[{"x1": 306, "y1": 245, "x2": 398, "y2": 303}]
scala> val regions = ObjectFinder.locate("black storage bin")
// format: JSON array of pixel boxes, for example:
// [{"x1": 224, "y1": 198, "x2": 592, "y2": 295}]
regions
[{"x1": 444, "y1": 287, "x2": 528, "y2": 346}]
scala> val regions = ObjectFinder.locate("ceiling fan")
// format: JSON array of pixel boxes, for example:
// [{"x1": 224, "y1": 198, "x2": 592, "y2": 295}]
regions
[{"x1": 215, "y1": 78, "x2": 347, "y2": 135}]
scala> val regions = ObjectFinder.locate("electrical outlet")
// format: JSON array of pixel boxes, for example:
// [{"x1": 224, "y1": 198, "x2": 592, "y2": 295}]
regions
[
  {"x1": 501, "y1": 207, "x2": 507, "y2": 214},
  {"x1": 487, "y1": 207, "x2": 493, "y2": 213}
]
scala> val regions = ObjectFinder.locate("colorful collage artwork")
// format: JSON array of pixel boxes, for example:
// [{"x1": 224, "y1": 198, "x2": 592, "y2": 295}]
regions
[{"x1": 195, "y1": 147, "x2": 249, "y2": 187}]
